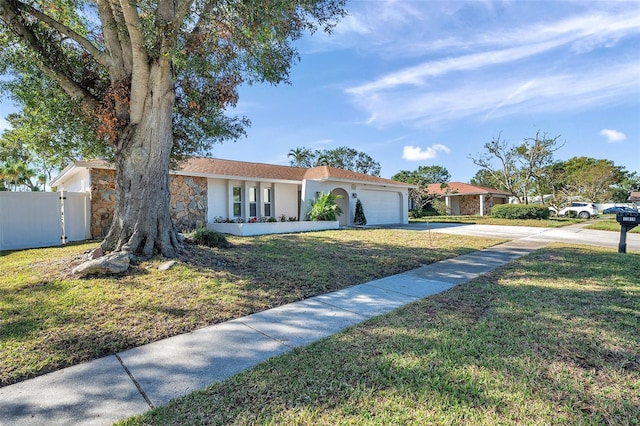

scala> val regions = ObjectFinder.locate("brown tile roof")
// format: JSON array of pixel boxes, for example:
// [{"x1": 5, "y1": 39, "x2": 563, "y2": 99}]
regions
[
  {"x1": 303, "y1": 165, "x2": 412, "y2": 187},
  {"x1": 177, "y1": 157, "x2": 307, "y2": 181},
  {"x1": 59, "y1": 157, "x2": 412, "y2": 186},
  {"x1": 426, "y1": 182, "x2": 511, "y2": 196}
]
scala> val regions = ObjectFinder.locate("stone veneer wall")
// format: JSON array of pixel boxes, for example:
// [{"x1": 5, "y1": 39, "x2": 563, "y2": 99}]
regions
[
  {"x1": 90, "y1": 168, "x2": 116, "y2": 238},
  {"x1": 458, "y1": 194, "x2": 505, "y2": 216},
  {"x1": 169, "y1": 175, "x2": 207, "y2": 231},
  {"x1": 88, "y1": 169, "x2": 207, "y2": 238}
]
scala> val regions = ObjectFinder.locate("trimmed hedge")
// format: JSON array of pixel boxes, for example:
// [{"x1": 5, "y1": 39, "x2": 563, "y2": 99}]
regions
[{"x1": 491, "y1": 204, "x2": 550, "y2": 220}]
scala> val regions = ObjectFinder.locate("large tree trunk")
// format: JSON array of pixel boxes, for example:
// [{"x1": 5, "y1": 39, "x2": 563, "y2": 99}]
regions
[{"x1": 101, "y1": 60, "x2": 181, "y2": 258}]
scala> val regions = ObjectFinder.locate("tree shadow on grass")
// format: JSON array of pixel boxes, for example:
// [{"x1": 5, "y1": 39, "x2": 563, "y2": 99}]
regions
[
  {"x1": 136, "y1": 245, "x2": 640, "y2": 425},
  {"x1": 181, "y1": 231, "x2": 481, "y2": 299},
  {"x1": 1, "y1": 230, "x2": 493, "y2": 387}
]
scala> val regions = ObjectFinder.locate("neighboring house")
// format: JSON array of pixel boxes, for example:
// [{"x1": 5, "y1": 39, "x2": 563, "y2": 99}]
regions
[
  {"x1": 426, "y1": 182, "x2": 510, "y2": 216},
  {"x1": 50, "y1": 157, "x2": 413, "y2": 238}
]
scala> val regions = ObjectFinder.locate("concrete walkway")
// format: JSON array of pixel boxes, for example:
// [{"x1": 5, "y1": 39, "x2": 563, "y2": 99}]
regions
[{"x1": 0, "y1": 223, "x2": 634, "y2": 425}]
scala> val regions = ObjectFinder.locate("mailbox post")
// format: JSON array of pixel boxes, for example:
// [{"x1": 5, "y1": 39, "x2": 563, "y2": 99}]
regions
[{"x1": 616, "y1": 211, "x2": 640, "y2": 253}]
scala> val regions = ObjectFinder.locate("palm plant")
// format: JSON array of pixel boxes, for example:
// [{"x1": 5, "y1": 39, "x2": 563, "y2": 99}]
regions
[
  {"x1": 315, "y1": 155, "x2": 329, "y2": 166},
  {"x1": 287, "y1": 147, "x2": 313, "y2": 168},
  {"x1": 308, "y1": 192, "x2": 342, "y2": 221}
]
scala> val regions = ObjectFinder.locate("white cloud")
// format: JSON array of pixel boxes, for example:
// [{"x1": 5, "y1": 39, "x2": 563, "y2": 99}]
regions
[
  {"x1": 342, "y1": 5, "x2": 640, "y2": 128},
  {"x1": 334, "y1": 14, "x2": 370, "y2": 36},
  {"x1": 347, "y1": 10, "x2": 640, "y2": 97},
  {"x1": 600, "y1": 129, "x2": 626, "y2": 143},
  {"x1": 347, "y1": 60, "x2": 640, "y2": 128},
  {"x1": 347, "y1": 39, "x2": 567, "y2": 96},
  {"x1": 402, "y1": 144, "x2": 450, "y2": 161}
]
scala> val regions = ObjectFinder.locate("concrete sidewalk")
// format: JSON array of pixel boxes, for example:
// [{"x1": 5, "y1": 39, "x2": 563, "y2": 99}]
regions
[{"x1": 0, "y1": 238, "x2": 550, "y2": 425}]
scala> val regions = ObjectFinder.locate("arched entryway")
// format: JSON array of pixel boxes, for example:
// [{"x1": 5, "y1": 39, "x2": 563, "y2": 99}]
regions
[{"x1": 331, "y1": 188, "x2": 350, "y2": 226}]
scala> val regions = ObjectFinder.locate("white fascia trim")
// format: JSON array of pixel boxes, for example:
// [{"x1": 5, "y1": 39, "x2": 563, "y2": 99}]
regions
[
  {"x1": 49, "y1": 160, "x2": 114, "y2": 187},
  {"x1": 309, "y1": 177, "x2": 415, "y2": 189}
]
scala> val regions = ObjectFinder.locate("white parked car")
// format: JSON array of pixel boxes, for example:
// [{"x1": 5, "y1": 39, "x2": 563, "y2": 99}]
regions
[{"x1": 557, "y1": 202, "x2": 598, "y2": 219}]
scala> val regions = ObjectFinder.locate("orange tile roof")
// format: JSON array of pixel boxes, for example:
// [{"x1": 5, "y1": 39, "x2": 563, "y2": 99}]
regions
[{"x1": 426, "y1": 182, "x2": 511, "y2": 196}]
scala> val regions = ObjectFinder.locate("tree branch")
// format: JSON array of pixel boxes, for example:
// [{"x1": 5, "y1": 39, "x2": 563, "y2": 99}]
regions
[
  {"x1": 118, "y1": 0, "x2": 150, "y2": 124},
  {"x1": 96, "y1": 0, "x2": 130, "y2": 79},
  {"x1": 173, "y1": 0, "x2": 196, "y2": 31},
  {"x1": 14, "y1": 0, "x2": 112, "y2": 68},
  {"x1": 0, "y1": 0, "x2": 99, "y2": 110}
]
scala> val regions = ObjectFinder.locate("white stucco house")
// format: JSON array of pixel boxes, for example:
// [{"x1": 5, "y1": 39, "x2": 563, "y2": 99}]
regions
[{"x1": 50, "y1": 157, "x2": 413, "y2": 237}]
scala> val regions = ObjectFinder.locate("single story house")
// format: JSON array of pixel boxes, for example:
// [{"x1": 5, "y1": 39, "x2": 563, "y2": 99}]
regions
[
  {"x1": 426, "y1": 182, "x2": 510, "y2": 216},
  {"x1": 50, "y1": 157, "x2": 413, "y2": 237}
]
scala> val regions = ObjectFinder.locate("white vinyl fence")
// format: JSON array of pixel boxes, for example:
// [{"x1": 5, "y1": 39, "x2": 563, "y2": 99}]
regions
[{"x1": 0, "y1": 191, "x2": 90, "y2": 251}]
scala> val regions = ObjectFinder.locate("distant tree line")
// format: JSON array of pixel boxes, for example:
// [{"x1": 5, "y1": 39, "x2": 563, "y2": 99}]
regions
[
  {"x1": 469, "y1": 131, "x2": 639, "y2": 206},
  {"x1": 288, "y1": 146, "x2": 381, "y2": 176}
]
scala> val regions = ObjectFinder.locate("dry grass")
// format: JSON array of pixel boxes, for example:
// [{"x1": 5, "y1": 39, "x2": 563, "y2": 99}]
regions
[
  {"x1": 0, "y1": 229, "x2": 503, "y2": 386},
  {"x1": 121, "y1": 244, "x2": 640, "y2": 425}
]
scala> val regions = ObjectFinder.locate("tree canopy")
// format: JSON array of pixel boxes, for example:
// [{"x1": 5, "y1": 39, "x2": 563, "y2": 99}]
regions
[
  {"x1": 392, "y1": 165, "x2": 451, "y2": 185},
  {"x1": 0, "y1": 0, "x2": 346, "y2": 258},
  {"x1": 553, "y1": 157, "x2": 627, "y2": 203},
  {"x1": 287, "y1": 146, "x2": 381, "y2": 176},
  {"x1": 392, "y1": 165, "x2": 451, "y2": 213},
  {"x1": 469, "y1": 130, "x2": 636, "y2": 206},
  {"x1": 469, "y1": 131, "x2": 563, "y2": 204}
]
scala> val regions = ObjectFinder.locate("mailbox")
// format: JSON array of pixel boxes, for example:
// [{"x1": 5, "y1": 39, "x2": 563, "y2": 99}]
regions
[
  {"x1": 616, "y1": 210, "x2": 639, "y2": 253},
  {"x1": 616, "y1": 211, "x2": 640, "y2": 225}
]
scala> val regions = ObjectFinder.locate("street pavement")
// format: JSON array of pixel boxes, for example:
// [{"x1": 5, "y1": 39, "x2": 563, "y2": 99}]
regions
[{"x1": 0, "y1": 221, "x2": 636, "y2": 425}]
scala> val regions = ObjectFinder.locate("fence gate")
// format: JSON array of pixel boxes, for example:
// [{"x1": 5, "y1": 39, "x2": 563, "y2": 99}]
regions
[{"x1": 0, "y1": 191, "x2": 90, "y2": 251}]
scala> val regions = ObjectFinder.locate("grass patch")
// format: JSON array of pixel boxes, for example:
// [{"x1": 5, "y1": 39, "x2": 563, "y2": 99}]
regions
[
  {"x1": 121, "y1": 244, "x2": 640, "y2": 425},
  {"x1": 411, "y1": 215, "x2": 582, "y2": 228},
  {"x1": 586, "y1": 216, "x2": 640, "y2": 233},
  {"x1": 0, "y1": 229, "x2": 503, "y2": 386}
]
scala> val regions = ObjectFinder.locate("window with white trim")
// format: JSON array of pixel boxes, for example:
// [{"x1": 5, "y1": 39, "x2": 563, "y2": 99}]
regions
[
  {"x1": 263, "y1": 187, "x2": 272, "y2": 217},
  {"x1": 249, "y1": 187, "x2": 257, "y2": 217},
  {"x1": 233, "y1": 186, "x2": 242, "y2": 217}
]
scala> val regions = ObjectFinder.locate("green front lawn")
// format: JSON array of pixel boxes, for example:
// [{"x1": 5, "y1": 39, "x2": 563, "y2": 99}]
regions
[
  {"x1": 0, "y1": 229, "x2": 504, "y2": 386},
  {"x1": 587, "y1": 215, "x2": 640, "y2": 233},
  {"x1": 121, "y1": 244, "x2": 640, "y2": 425}
]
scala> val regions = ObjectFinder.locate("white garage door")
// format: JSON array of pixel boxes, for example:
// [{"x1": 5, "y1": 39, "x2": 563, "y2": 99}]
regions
[{"x1": 359, "y1": 190, "x2": 402, "y2": 225}]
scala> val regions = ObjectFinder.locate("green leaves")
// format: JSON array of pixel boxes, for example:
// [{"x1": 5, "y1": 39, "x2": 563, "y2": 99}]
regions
[
  {"x1": 287, "y1": 146, "x2": 381, "y2": 176},
  {"x1": 1, "y1": 0, "x2": 346, "y2": 168},
  {"x1": 308, "y1": 192, "x2": 342, "y2": 221}
]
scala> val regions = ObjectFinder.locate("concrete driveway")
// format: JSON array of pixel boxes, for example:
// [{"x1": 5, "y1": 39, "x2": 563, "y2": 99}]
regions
[{"x1": 388, "y1": 221, "x2": 640, "y2": 252}]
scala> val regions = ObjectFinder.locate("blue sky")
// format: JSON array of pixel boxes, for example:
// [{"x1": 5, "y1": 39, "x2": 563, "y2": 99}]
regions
[{"x1": 1, "y1": 0, "x2": 639, "y2": 182}]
